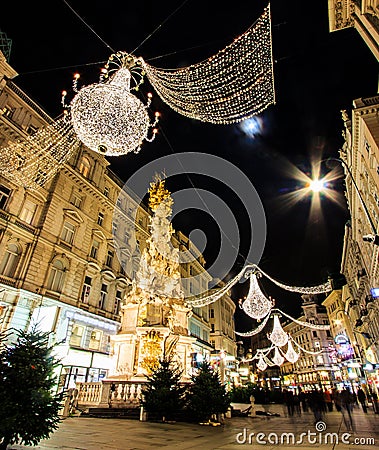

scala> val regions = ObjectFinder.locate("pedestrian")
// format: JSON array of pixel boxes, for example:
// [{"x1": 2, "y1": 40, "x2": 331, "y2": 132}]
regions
[
  {"x1": 298, "y1": 389, "x2": 308, "y2": 413},
  {"x1": 324, "y1": 388, "x2": 333, "y2": 412},
  {"x1": 332, "y1": 388, "x2": 341, "y2": 412},
  {"x1": 340, "y1": 388, "x2": 355, "y2": 431},
  {"x1": 309, "y1": 389, "x2": 324, "y2": 423},
  {"x1": 293, "y1": 393, "x2": 301, "y2": 416},
  {"x1": 357, "y1": 387, "x2": 368, "y2": 413}
]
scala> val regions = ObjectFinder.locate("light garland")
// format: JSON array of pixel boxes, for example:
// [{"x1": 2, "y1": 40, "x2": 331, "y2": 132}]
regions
[
  {"x1": 277, "y1": 309, "x2": 330, "y2": 330},
  {"x1": 141, "y1": 5, "x2": 275, "y2": 124},
  {"x1": 69, "y1": 52, "x2": 160, "y2": 156},
  {"x1": 240, "y1": 273, "x2": 274, "y2": 320},
  {"x1": 234, "y1": 311, "x2": 271, "y2": 337},
  {"x1": 257, "y1": 266, "x2": 332, "y2": 294},
  {"x1": 291, "y1": 338, "x2": 323, "y2": 355},
  {"x1": 267, "y1": 314, "x2": 288, "y2": 347},
  {"x1": 0, "y1": 113, "x2": 80, "y2": 190}
]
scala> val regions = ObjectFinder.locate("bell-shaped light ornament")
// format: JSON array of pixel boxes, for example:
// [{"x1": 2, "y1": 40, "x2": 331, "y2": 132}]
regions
[
  {"x1": 70, "y1": 63, "x2": 158, "y2": 156},
  {"x1": 272, "y1": 346, "x2": 284, "y2": 366},
  {"x1": 268, "y1": 314, "x2": 288, "y2": 347},
  {"x1": 241, "y1": 273, "x2": 273, "y2": 320},
  {"x1": 285, "y1": 340, "x2": 299, "y2": 363},
  {"x1": 256, "y1": 354, "x2": 267, "y2": 371}
]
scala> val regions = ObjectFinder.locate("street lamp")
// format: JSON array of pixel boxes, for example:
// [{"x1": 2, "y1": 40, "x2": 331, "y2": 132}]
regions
[{"x1": 310, "y1": 157, "x2": 379, "y2": 245}]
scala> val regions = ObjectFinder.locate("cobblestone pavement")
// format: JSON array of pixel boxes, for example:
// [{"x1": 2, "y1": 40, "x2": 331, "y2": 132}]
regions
[{"x1": 9, "y1": 403, "x2": 379, "y2": 450}]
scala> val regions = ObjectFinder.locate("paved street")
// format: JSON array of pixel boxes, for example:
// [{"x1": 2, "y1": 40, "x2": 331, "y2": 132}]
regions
[{"x1": 9, "y1": 403, "x2": 379, "y2": 450}]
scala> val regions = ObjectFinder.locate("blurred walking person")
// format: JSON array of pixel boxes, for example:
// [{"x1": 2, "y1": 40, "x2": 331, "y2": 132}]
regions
[{"x1": 357, "y1": 387, "x2": 368, "y2": 413}]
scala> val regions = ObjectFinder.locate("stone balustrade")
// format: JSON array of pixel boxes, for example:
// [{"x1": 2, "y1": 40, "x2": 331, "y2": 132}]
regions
[{"x1": 74, "y1": 380, "x2": 147, "y2": 410}]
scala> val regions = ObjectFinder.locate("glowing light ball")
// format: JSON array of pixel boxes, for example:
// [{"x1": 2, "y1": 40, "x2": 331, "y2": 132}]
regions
[{"x1": 70, "y1": 68, "x2": 153, "y2": 156}]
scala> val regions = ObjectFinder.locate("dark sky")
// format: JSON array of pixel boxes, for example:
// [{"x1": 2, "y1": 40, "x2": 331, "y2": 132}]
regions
[{"x1": 2, "y1": 1, "x2": 378, "y2": 334}]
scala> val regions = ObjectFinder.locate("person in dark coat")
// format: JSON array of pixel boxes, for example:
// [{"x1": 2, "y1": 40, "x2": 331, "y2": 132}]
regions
[{"x1": 357, "y1": 387, "x2": 368, "y2": 413}]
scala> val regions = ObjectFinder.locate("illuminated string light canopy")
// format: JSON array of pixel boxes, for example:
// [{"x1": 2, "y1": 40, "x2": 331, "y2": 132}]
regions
[
  {"x1": 141, "y1": 5, "x2": 274, "y2": 124},
  {"x1": 69, "y1": 52, "x2": 160, "y2": 156},
  {"x1": 240, "y1": 273, "x2": 274, "y2": 320},
  {"x1": 0, "y1": 113, "x2": 80, "y2": 190},
  {"x1": 267, "y1": 314, "x2": 288, "y2": 347}
]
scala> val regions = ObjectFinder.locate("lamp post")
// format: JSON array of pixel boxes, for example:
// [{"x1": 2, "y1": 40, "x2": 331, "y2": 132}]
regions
[{"x1": 322, "y1": 157, "x2": 379, "y2": 245}]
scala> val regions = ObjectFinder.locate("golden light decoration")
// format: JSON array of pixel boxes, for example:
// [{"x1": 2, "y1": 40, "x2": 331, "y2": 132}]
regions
[
  {"x1": 0, "y1": 113, "x2": 80, "y2": 190},
  {"x1": 267, "y1": 314, "x2": 288, "y2": 347},
  {"x1": 69, "y1": 52, "x2": 160, "y2": 156},
  {"x1": 240, "y1": 272, "x2": 274, "y2": 320},
  {"x1": 141, "y1": 5, "x2": 274, "y2": 124}
]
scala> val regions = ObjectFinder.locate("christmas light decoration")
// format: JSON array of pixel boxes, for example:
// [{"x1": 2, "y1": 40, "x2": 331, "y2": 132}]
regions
[
  {"x1": 272, "y1": 346, "x2": 285, "y2": 366},
  {"x1": 256, "y1": 354, "x2": 268, "y2": 371},
  {"x1": 257, "y1": 266, "x2": 332, "y2": 294},
  {"x1": 292, "y1": 339, "x2": 323, "y2": 355},
  {"x1": 141, "y1": 5, "x2": 274, "y2": 124},
  {"x1": 267, "y1": 314, "x2": 288, "y2": 347},
  {"x1": 278, "y1": 309, "x2": 330, "y2": 330},
  {"x1": 69, "y1": 52, "x2": 160, "y2": 156},
  {"x1": 240, "y1": 272, "x2": 274, "y2": 320},
  {"x1": 283, "y1": 339, "x2": 299, "y2": 363},
  {"x1": 234, "y1": 311, "x2": 271, "y2": 337},
  {"x1": 0, "y1": 113, "x2": 80, "y2": 190}
]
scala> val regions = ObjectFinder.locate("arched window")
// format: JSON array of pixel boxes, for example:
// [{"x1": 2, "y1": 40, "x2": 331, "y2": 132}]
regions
[
  {"x1": 47, "y1": 259, "x2": 66, "y2": 292},
  {"x1": 78, "y1": 156, "x2": 91, "y2": 178},
  {"x1": 0, "y1": 243, "x2": 20, "y2": 277}
]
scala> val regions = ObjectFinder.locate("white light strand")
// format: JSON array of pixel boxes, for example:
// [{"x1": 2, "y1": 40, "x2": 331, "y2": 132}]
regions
[
  {"x1": 141, "y1": 5, "x2": 274, "y2": 125},
  {"x1": 234, "y1": 311, "x2": 271, "y2": 337},
  {"x1": 240, "y1": 273, "x2": 274, "y2": 320},
  {"x1": 277, "y1": 308, "x2": 331, "y2": 330},
  {"x1": 187, "y1": 269, "x2": 246, "y2": 307},
  {"x1": 291, "y1": 338, "x2": 324, "y2": 355},
  {"x1": 257, "y1": 266, "x2": 332, "y2": 294},
  {"x1": 0, "y1": 113, "x2": 80, "y2": 190},
  {"x1": 267, "y1": 314, "x2": 288, "y2": 347}
]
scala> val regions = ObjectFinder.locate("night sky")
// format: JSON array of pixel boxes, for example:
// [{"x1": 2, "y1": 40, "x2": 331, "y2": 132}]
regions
[{"x1": 2, "y1": 1, "x2": 378, "y2": 335}]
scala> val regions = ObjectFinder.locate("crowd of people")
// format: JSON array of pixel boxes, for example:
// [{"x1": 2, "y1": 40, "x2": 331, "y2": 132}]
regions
[{"x1": 281, "y1": 386, "x2": 378, "y2": 431}]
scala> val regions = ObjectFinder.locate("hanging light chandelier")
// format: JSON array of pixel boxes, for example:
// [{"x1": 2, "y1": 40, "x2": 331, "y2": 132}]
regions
[
  {"x1": 267, "y1": 314, "x2": 288, "y2": 347},
  {"x1": 256, "y1": 354, "x2": 268, "y2": 372},
  {"x1": 68, "y1": 52, "x2": 160, "y2": 156},
  {"x1": 284, "y1": 339, "x2": 299, "y2": 363},
  {"x1": 240, "y1": 272, "x2": 274, "y2": 320},
  {"x1": 272, "y1": 346, "x2": 285, "y2": 366},
  {"x1": 66, "y1": 5, "x2": 274, "y2": 156}
]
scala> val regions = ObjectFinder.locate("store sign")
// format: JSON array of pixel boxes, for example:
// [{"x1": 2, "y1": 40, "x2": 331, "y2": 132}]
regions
[{"x1": 335, "y1": 334, "x2": 349, "y2": 345}]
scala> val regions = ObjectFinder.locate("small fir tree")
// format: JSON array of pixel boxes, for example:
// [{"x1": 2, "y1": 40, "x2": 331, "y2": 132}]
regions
[
  {"x1": 0, "y1": 327, "x2": 63, "y2": 450},
  {"x1": 186, "y1": 362, "x2": 230, "y2": 423},
  {"x1": 141, "y1": 358, "x2": 186, "y2": 422}
]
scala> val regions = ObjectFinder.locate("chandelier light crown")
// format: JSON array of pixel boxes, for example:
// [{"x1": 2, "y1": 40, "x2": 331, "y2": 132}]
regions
[
  {"x1": 67, "y1": 51, "x2": 160, "y2": 156},
  {"x1": 284, "y1": 339, "x2": 299, "y2": 363},
  {"x1": 272, "y1": 346, "x2": 285, "y2": 366},
  {"x1": 240, "y1": 272, "x2": 274, "y2": 320},
  {"x1": 268, "y1": 314, "x2": 288, "y2": 347}
]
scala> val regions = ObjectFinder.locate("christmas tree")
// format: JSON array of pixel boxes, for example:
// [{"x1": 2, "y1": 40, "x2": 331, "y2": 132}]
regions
[
  {"x1": 186, "y1": 362, "x2": 230, "y2": 423},
  {"x1": 141, "y1": 358, "x2": 186, "y2": 422},
  {"x1": 0, "y1": 327, "x2": 63, "y2": 449}
]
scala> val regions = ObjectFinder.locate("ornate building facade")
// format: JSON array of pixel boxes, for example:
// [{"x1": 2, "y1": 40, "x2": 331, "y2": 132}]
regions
[{"x1": 328, "y1": 0, "x2": 379, "y2": 60}]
